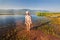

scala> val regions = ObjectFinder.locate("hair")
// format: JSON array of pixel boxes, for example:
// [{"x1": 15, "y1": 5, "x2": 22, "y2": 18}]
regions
[{"x1": 25, "y1": 11, "x2": 30, "y2": 15}]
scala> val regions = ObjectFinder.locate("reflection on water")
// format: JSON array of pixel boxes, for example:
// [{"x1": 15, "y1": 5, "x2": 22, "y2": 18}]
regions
[
  {"x1": 0, "y1": 15, "x2": 49, "y2": 28},
  {"x1": 0, "y1": 15, "x2": 49, "y2": 40}
]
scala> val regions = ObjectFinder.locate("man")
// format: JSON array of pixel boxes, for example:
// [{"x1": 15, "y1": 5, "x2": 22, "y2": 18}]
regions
[{"x1": 25, "y1": 11, "x2": 32, "y2": 31}]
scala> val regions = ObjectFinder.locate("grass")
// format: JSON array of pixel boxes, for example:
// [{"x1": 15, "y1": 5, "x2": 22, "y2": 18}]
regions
[
  {"x1": 0, "y1": 12, "x2": 60, "y2": 40},
  {"x1": 36, "y1": 12, "x2": 60, "y2": 39}
]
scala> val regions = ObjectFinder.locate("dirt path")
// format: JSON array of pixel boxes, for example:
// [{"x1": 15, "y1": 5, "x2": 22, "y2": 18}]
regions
[{"x1": 17, "y1": 30, "x2": 60, "y2": 40}]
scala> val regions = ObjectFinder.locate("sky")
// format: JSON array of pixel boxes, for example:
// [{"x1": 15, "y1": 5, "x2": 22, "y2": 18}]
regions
[{"x1": 0, "y1": 0, "x2": 60, "y2": 12}]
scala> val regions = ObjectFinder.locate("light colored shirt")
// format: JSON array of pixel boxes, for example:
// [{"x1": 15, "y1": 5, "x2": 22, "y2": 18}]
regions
[{"x1": 25, "y1": 15, "x2": 32, "y2": 24}]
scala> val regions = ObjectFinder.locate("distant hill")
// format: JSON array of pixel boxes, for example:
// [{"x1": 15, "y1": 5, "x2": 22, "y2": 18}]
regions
[{"x1": 0, "y1": 9, "x2": 49, "y2": 15}]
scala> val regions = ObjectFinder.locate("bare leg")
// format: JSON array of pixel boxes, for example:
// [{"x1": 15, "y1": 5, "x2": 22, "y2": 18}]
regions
[
  {"x1": 28, "y1": 24, "x2": 30, "y2": 31},
  {"x1": 27, "y1": 23, "x2": 31, "y2": 31},
  {"x1": 26, "y1": 23, "x2": 29, "y2": 31},
  {"x1": 26, "y1": 23, "x2": 28, "y2": 31}
]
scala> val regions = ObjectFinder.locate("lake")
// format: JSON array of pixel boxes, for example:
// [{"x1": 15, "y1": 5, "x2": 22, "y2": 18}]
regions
[{"x1": 0, "y1": 15, "x2": 49, "y2": 28}]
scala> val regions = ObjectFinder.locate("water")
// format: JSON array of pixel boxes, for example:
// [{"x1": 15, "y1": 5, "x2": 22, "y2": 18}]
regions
[{"x1": 0, "y1": 15, "x2": 49, "y2": 28}]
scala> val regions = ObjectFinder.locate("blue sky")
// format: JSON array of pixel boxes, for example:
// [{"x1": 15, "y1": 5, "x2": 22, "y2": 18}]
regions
[{"x1": 0, "y1": 0, "x2": 60, "y2": 12}]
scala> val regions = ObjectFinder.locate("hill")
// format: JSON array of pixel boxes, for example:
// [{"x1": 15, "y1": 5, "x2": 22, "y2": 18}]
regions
[{"x1": 0, "y1": 9, "x2": 49, "y2": 15}]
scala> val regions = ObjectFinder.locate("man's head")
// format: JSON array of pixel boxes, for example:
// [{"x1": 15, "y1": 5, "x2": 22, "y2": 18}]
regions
[{"x1": 26, "y1": 11, "x2": 30, "y2": 15}]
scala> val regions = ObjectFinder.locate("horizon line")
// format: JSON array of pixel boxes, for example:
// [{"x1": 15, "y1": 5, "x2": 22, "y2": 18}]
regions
[{"x1": 0, "y1": 8, "x2": 60, "y2": 12}]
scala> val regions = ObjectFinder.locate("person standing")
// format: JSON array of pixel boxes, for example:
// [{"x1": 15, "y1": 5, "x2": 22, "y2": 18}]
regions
[{"x1": 25, "y1": 11, "x2": 32, "y2": 31}]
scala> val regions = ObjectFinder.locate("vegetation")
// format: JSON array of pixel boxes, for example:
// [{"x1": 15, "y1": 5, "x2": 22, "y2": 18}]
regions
[
  {"x1": 36, "y1": 12, "x2": 60, "y2": 17},
  {"x1": 0, "y1": 11, "x2": 60, "y2": 40},
  {"x1": 36, "y1": 12, "x2": 47, "y2": 16},
  {"x1": 36, "y1": 12, "x2": 60, "y2": 39},
  {"x1": 0, "y1": 27, "x2": 17, "y2": 40}
]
